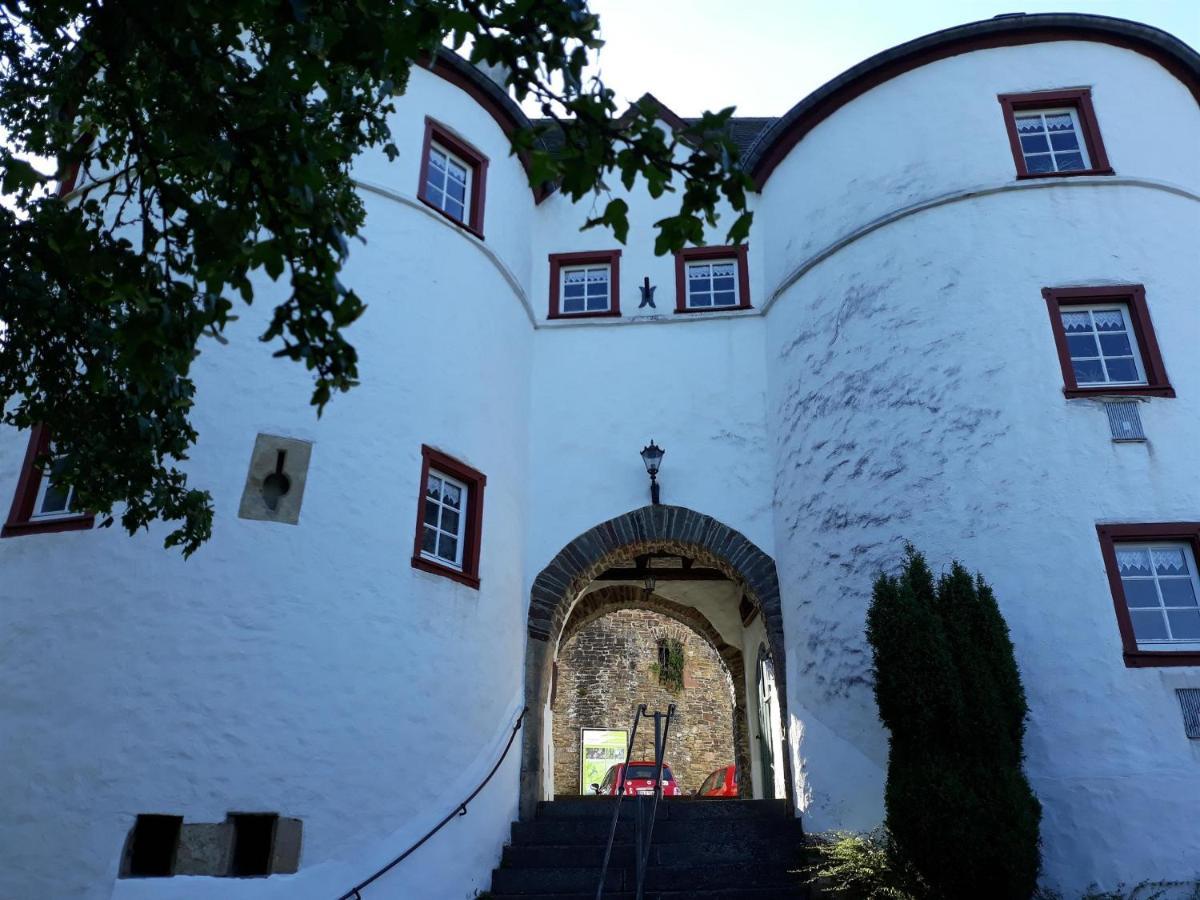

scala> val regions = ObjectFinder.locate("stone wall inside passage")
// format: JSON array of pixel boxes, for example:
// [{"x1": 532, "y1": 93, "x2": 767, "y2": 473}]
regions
[{"x1": 552, "y1": 609, "x2": 737, "y2": 794}]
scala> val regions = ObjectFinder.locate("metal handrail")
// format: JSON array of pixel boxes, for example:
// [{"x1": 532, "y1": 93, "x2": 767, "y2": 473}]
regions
[
  {"x1": 337, "y1": 706, "x2": 527, "y2": 900},
  {"x1": 635, "y1": 704, "x2": 675, "y2": 900},
  {"x1": 595, "y1": 703, "x2": 646, "y2": 900},
  {"x1": 595, "y1": 703, "x2": 675, "y2": 900}
]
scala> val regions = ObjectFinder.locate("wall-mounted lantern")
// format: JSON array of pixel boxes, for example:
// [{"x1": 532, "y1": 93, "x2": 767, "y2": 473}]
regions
[{"x1": 640, "y1": 441, "x2": 665, "y2": 505}]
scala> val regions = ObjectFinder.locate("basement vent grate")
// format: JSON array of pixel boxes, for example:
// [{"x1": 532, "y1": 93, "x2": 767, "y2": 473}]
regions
[
  {"x1": 1178, "y1": 689, "x2": 1200, "y2": 739},
  {"x1": 1104, "y1": 400, "x2": 1146, "y2": 442}
]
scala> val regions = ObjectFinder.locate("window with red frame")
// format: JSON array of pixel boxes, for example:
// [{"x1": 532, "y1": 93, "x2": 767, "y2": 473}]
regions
[
  {"x1": 1042, "y1": 285, "x2": 1172, "y2": 398},
  {"x1": 674, "y1": 245, "x2": 751, "y2": 314},
  {"x1": 998, "y1": 89, "x2": 1112, "y2": 178},
  {"x1": 411, "y1": 445, "x2": 485, "y2": 589},
  {"x1": 417, "y1": 117, "x2": 488, "y2": 238},
  {"x1": 1097, "y1": 524, "x2": 1200, "y2": 667},
  {"x1": 548, "y1": 250, "x2": 622, "y2": 319},
  {"x1": 2, "y1": 425, "x2": 94, "y2": 538}
]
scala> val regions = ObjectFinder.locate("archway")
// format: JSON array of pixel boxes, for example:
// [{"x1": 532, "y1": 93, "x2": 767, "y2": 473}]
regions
[
  {"x1": 521, "y1": 504, "x2": 792, "y2": 818},
  {"x1": 556, "y1": 585, "x2": 752, "y2": 796}
]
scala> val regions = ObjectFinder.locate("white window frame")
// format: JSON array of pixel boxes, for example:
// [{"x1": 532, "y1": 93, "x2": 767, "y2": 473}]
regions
[
  {"x1": 425, "y1": 142, "x2": 473, "y2": 224},
  {"x1": 30, "y1": 453, "x2": 79, "y2": 520},
  {"x1": 684, "y1": 258, "x2": 740, "y2": 310},
  {"x1": 1013, "y1": 106, "x2": 1091, "y2": 173},
  {"x1": 1117, "y1": 541, "x2": 1200, "y2": 653},
  {"x1": 421, "y1": 468, "x2": 469, "y2": 571},
  {"x1": 559, "y1": 263, "x2": 612, "y2": 315},
  {"x1": 1060, "y1": 302, "x2": 1148, "y2": 387}
]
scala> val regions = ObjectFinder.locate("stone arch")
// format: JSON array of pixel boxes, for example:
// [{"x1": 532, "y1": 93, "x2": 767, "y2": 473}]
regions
[
  {"x1": 522, "y1": 504, "x2": 791, "y2": 817},
  {"x1": 559, "y1": 585, "x2": 753, "y2": 796}
]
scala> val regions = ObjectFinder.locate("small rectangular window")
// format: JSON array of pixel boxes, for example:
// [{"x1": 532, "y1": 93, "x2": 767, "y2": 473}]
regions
[
  {"x1": 1012, "y1": 107, "x2": 1090, "y2": 174},
  {"x1": 1097, "y1": 524, "x2": 1200, "y2": 667},
  {"x1": 424, "y1": 143, "x2": 473, "y2": 225},
  {"x1": 422, "y1": 469, "x2": 469, "y2": 570},
  {"x1": 561, "y1": 265, "x2": 612, "y2": 314},
  {"x1": 548, "y1": 250, "x2": 622, "y2": 319},
  {"x1": 674, "y1": 245, "x2": 751, "y2": 314},
  {"x1": 998, "y1": 88, "x2": 1112, "y2": 179},
  {"x1": 685, "y1": 260, "x2": 739, "y2": 309},
  {"x1": 1059, "y1": 303, "x2": 1145, "y2": 387},
  {"x1": 417, "y1": 118, "x2": 489, "y2": 238},
  {"x1": 2, "y1": 425, "x2": 94, "y2": 538},
  {"x1": 411, "y1": 445, "x2": 486, "y2": 589},
  {"x1": 1042, "y1": 285, "x2": 1173, "y2": 398}
]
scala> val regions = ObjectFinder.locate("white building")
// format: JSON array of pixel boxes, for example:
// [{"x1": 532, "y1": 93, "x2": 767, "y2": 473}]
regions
[{"x1": 2, "y1": 12, "x2": 1199, "y2": 899}]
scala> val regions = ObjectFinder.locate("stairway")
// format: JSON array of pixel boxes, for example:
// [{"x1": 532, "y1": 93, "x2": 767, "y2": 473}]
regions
[{"x1": 487, "y1": 797, "x2": 811, "y2": 899}]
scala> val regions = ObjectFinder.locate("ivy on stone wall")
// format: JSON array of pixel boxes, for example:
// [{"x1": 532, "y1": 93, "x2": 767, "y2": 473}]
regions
[{"x1": 652, "y1": 638, "x2": 685, "y2": 693}]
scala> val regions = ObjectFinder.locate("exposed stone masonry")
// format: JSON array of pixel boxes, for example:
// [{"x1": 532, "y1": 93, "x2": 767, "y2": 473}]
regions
[{"x1": 553, "y1": 608, "x2": 737, "y2": 794}]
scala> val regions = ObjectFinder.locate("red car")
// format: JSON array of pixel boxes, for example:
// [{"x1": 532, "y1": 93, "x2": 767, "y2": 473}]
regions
[
  {"x1": 696, "y1": 765, "x2": 738, "y2": 798},
  {"x1": 592, "y1": 761, "x2": 682, "y2": 797}
]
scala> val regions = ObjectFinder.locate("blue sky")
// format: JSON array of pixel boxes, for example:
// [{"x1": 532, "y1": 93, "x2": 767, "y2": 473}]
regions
[{"x1": 580, "y1": 0, "x2": 1200, "y2": 116}]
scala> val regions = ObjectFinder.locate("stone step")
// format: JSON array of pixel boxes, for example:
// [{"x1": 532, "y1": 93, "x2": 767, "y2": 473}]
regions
[
  {"x1": 501, "y1": 838, "x2": 802, "y2": 869},
  {"x1": 536, "y1": 798, "x2": 791, "y2": 821},
  {"x1": 511, "y1": 817, "x2": 805, "y2": 846},
  {"x1": 488, "y1": 892, "x2": 811, "y2": 900},
  {"x1": 491, "y1": 862, "x2": 808, "y2": 895}
]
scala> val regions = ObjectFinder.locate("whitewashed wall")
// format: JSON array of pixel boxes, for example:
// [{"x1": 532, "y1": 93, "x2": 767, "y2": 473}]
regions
[
  {"x1": 759, "y1": 41, "x2": 1200, "y2": 892},
  {"x1": 0, "y1": 31, "x2": 1197, "y2": 900}
]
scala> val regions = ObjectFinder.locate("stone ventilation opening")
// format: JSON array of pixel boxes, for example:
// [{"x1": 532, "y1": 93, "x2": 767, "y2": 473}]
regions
[
  {"x1": 126, "y1": 814, "x2": 182, "y2": 877},
  {"x1": 229, "y1": 813, "x2": 277, "y2": 877}
]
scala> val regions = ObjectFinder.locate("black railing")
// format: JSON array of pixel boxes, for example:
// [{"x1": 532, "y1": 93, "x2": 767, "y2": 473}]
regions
[
  {"x1": 595, "y1": 703, "x2": 675, "y2": 900},
  {"x1": 337, "y1": 706, "x2": 527, "y2": 900}
]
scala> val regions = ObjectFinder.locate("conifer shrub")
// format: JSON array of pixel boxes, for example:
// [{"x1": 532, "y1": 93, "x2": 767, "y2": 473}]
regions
[{"x1": 866, "y1": 544, "x2": 1041, "y2": 899}]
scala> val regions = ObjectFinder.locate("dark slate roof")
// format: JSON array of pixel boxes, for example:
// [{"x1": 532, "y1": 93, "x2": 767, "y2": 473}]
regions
[{"x1": 529, "y1": 116, "x2": 776, "y2": 158}]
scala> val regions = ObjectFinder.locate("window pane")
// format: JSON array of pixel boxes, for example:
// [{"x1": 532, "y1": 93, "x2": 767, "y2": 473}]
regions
[
  {"x1": 1130, "y1": 609, "x2": 1169, "y2": 640},
  {"x1": 586, "y1": 294, "x2": 609, "y2": 312},
  {"x1": 1025, "y1": 154, "x2": 1054, "y2": 174},
  {"x1": 1044, "y1": 112, "x2": 1074, "y2": 132},
  {"x1": 423, "y1": 499, "x2": 439, "y2": 526},
  {"x1": 1153, "y1": 548, "x2": 1189, "y2": 576},
  {"x1": 1103, "y1": 358, "x2": 1139, "y2": 383},
  {"x1": 1167, "y1": 609, "x2": 1200, "y2": 640},
  {"x1": 1092, "y1": 310, "x2": 1126, "y2": 331},
  {"x1": 1160, "y1": 579, "x2": 1198, "y2": 608},
  {"x1": 444, "y1": 197, "x2": 465, "y2": 222},
  {"x1": 1020, "y1": 134, "x2": 1049, "y2": 154},
  {"x1": 446, "y1": 178, "x2": 466, "y2": 204},
  {"x1": 1072, "y1": 359, "x2": 1105, "y2": 384},
  {"x1": 442, "y1": 482, "x2": 462, "y2": 509},
  {"x1": 1098, "y1": 333, "x2": 1132, "y2": 357},
  {"x1": 427, "y1": 475, "x2": 442, "y2": 501},
  {"x1": 690, "y1": 292, "x2": 713, "y2": 307},
  {"x1": 1049, "y1": 131, "x2": 1080, "y2": 151},
  {"x1": 441, "y1": 508, "x2": 460, "y2": 538},
  {"x1": 438, "y1": 533, "x2": 458, "y2": 562},
  {"x1": 421, "y1": 526, "x2": 437, "y2": 554},
  {"x1": 1061, "y1": 310, "x2": 1093, "y2": 333},
  {"x1": 1116, "y1": 548, "x2": 1152, "y2": 577},
  {"x1": 1014, "y1": 115, "x2": 1044, "y2": 134},
  {"x1": 713, "y1": 291, "x2": 737, "y2": 307},
  {"x1": 564, "y1": 284, "x2": 586, "y2": 299},
  {"x1": 712, "y1": 276, "x2": 736, "y2": 292},
  {"x1": 40, "y1": 482, "x2": 71, "y2": 514},
  {"x1": 1055, "y1": 152, "x2": 1085, "y2": 171},
  {"x1": 563, "y1": 296, "x2": 585, "y2": 313},
  {"x1": 1066, "y1": 334, "x2": 1098, "y2": 358},
  {"x1": 1122, "y1": 579, "x2": 1160, "y2": 609}
]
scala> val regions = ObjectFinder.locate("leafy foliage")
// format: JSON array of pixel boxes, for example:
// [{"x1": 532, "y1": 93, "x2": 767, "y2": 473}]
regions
[
  {"x1": 0, "y1": 1, "x2": 752, "y2": 553},
  {"x1": 651, "y1": 637, "x2": 685, "y2": 692},
  {"x1": 865, "y1": 545, "x2": 1042, "y2": 899},
  {"x1": 803, "y1": 829, "x2": 928, "y2": 900}
]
